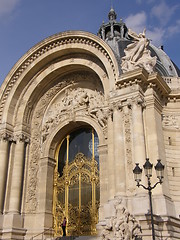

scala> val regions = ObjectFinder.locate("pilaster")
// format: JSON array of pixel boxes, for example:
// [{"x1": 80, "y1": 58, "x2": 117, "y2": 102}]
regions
[
  {"x1": 98, "y1": 144, "x2": 108, "y2": 221},
  {"x1": 0, "y1": 133, "x2": 12, "y2": 214},
  {"x1": 107, "y1": 108, "x2": 115, "y2": 200},
  {"x1": 35, "y1": 156, "x2": 56, "y2": 232},
  {"x1": 113, "y1": 102, "x2": 126, "y2": 196},
  {"x1": 2, "y1": 133, "x2": 29, "y2": 239}
]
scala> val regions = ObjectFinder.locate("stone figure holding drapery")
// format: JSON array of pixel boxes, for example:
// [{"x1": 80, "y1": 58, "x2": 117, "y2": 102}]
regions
[{"x1": 121, "y1": 29, "x2": 156, "y2": 74}]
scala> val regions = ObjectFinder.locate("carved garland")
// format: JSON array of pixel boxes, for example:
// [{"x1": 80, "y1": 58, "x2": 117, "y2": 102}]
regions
[
  {"x1": 122, "y1": 102, "x2": 135, "y2": 193},
  {"x1": 25, "y1": 79, "x2": 74, "y2": 212},
  {"x1": 0, "y1": 36, "x2": 116, "y2": 122}
]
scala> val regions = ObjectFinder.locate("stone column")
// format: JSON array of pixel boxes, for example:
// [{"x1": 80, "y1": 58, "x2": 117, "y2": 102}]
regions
[
  {"x1": 113, "y1": 102, "x2": 126, "y2": 196},
  {"x1": 0, "y1": 133, "x2": 11, "y2": 214},
  {"x1": 131, "y1": 97, "x2": 146, "y2": 168},
  {"x1": 107, "y1": 107, "x2": 115, "y2": 200},
  {"x1": 8, "y1": 134, "x2": 27, "y2": 213}
]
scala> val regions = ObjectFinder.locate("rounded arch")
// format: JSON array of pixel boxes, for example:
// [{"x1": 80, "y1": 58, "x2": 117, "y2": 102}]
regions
[
  {"x1": 0, "y1": 31, "x2": 119, "y2": 126},
  {"x1": 13, "y1": 58, "x2": 109, "y2": 128},
  {"x1": 41, "y1": 117, "x2": 106, "y2": 159}
]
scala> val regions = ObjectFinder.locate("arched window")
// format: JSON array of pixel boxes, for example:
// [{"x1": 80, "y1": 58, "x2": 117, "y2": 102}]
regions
[{"x1": 54, "y1": 127, "x2": 100, "y2": 236}]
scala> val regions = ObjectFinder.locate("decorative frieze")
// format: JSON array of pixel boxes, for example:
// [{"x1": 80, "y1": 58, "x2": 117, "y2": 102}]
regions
[{"x1": 162, "y1": 114, "x2": 180, "y2": 129}]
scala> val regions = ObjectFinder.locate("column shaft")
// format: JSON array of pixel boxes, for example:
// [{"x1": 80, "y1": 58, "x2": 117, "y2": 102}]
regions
[
  {"x1": 113, "y1": 107, "x2": 126, "y2": 195},
  {"x1": 8, "y1": 138, "x2": 25, "y2": 213},
  {"x1": 107, "y1": 114, "x2": 115, "y2": 199},
  {"x1": 0, "y1": 135, "x2": 10, "y2": 213},
  {"x1": 132, "y1": 100, "x2": 146, "y2": 166}
]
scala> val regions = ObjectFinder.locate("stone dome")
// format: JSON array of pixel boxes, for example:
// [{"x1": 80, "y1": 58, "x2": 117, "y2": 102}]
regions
[{"x1": 98, "y1": 8, "x2": 180, "y2": 77}]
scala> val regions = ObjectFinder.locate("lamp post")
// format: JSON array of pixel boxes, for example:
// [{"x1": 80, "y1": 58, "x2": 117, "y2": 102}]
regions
[{"x1": 133, "y1": 158, "x2": 165, "y2": 240}]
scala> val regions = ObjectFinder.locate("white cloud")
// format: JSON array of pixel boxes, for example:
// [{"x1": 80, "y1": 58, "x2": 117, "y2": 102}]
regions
[
  {"x1": 151, "y1": 1, "x2": 179, "y2": 26},
  {"x1": 136, "y1": 0, "x2": 142, "y2": 4},
  {"x1": 167, "y1": 19, "x2": 180, "y2": 36},
  {"x1": 146, "y1": 28, "x2": 165, "y2": 46},
  {"x1": 125, "y1": 12, "x2": 147, "y2": 34},
  {"x1": 0, "y1": 0, "x2": 20, "y2": 17}
]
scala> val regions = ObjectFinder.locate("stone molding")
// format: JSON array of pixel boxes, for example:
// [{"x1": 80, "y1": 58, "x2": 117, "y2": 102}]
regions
[
  {"x1": 116, "y1": 68, "x2": 171, "y2": 102},
  {"x1": 0, "y1": 32, "x2": 117, "y2": 122}
]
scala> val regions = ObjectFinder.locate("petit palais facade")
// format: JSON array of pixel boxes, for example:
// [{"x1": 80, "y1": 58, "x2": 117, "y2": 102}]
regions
[{"x1": 0, "y1": 8, "x2": 180, "y2": 240}]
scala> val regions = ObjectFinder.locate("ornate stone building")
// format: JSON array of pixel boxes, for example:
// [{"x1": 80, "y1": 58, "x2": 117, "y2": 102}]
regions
[{"x1": 0, "y1": 8, "x2": 180, "y2": 240}]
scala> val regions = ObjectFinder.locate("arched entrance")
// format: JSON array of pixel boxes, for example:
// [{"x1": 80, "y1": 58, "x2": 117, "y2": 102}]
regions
[{"x1": 53, "y1": 127, "x2": 100, "y2": 236}]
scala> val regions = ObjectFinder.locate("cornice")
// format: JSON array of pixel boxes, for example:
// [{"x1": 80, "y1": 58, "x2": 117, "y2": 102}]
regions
[
  {"x1": 167, "y1": 93, "x2": 180, "y2": 102},
  {"x1": 116, "y1": 68, "x2": 149, "y2": 89},
  {"x1": 147, "y1": 72, "x2": 171, "y2": 97},
  {"x1": 116, "y1": 68, "x2": 171, "y2": 100}
]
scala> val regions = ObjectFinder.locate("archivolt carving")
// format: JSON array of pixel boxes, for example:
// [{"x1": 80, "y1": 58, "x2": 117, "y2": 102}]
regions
[
  {"x1": 101, "y1": 199, "x2": 142, "y2": 240},
  {"x1": 0, "y1": 34, "x2": 116, "y2": 122},
  {"x1": 41, "y1": 87, "x2": 107, "y2": 142}
]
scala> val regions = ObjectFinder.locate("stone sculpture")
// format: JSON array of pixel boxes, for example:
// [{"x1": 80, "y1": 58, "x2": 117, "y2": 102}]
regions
[
  {"x1": 101, "y1": 199, "x2": 142, "y2": 240},
  {"x1": 41, "y1": 88, "x2": 106, "y2": 142},
  {"x1": 121, "y1": 29, "x2": 156, "y2": 74}
]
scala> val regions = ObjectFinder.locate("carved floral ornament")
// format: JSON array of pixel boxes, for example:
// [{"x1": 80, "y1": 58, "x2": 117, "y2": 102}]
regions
[
  {"x1": 0, "y1": 132, "x2": 14, "y2": 142},
  {"x1": 0, "y1": 34, "x2": 116, "y2": 122},
  {"x1": 0, "y1": 131, "x2": 30, "y2": 143}
]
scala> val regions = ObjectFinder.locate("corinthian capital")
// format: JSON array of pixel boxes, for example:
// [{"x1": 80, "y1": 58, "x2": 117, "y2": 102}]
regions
[
  {"x1": 0, "y1": 132, "x2": 14, "y2": 142},
  {"x1": 15, "y1": 133, "x2": 30, "y2": 143}
]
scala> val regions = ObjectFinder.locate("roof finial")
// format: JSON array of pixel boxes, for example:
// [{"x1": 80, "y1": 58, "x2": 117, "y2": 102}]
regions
[{"x1": 111, "y1": 0, "x2": 113, "y2": 8}]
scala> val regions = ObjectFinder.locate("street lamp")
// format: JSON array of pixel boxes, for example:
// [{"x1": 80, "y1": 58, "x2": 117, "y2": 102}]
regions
[{"x1": 133, "y1": 158, "x2": 165, "y2": 240}]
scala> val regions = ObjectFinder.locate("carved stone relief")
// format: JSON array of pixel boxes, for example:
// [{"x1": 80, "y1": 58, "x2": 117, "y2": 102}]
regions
[
  {"x1": 25, "y1": 79, "x2": 75, "y2": 212},
  {"x1": 162, "y1": 114, "x2": 180, "y2": 129},
  {"x1": 25, "y1": 72, "x2": 105, "y2": 212},
  {"x1": 122, "y1": 103, "x2": 135, "y2": 193},
  {"x1": 0, "y1": 34, "x2": 117, "y2": 123},
  {"x1": 41, "y1": 86, "x2": 107, "y2": 143},
  {"x1": 101, "y1": 199, "x2": 142, "y2": 240}
]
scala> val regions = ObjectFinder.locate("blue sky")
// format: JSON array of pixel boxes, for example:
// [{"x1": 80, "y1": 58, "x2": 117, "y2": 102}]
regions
[{"x1": 0, "y1": 0, "x2": 180, "y2": 85}]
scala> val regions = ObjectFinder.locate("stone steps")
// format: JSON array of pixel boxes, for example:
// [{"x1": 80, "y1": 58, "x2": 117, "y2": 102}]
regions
[{"x1": 52, "y1": 236, "x2": 98, "y2": 240}]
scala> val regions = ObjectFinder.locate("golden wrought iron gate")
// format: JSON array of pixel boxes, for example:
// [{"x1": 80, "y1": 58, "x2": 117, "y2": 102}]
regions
[{"x1": 53, "y1": 128, "x2": 100, "y2": 236}]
